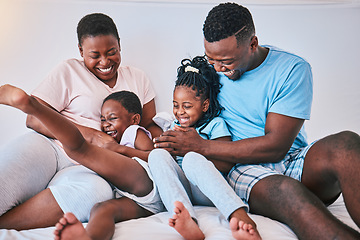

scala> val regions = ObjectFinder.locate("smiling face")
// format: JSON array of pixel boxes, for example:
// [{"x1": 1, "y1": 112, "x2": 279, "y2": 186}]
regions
[
  {"x1": 204, "y1": 35, "x2": 257, "y2": 80},
  {"x1": 100, "y1": 99, "x2": 138, "y2": 143},
  {"x1": 173, "y1": 86, "x2": 209, "y2": 128},
  {"x1": 79, "y1": 34, "x2": 121, "y2": 87}
]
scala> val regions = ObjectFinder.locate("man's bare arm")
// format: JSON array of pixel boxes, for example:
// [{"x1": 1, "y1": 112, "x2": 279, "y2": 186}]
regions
[{"x1": 154, "y1": 112, "x2": 304, "y2": 165}]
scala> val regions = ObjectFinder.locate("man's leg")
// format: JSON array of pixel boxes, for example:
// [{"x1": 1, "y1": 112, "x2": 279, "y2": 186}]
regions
[
  {"x1": 301, "y1": 131, "x2": 360, "y2": 226},
  {"x1": 248, "y1": 175, "x2": 360, "y2": 239}
]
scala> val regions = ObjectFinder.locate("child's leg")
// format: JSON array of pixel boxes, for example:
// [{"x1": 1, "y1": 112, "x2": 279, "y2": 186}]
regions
[
  {"x1": 0, "y1": 84, "x2": 152, "y2": 197},
  {"x1": 182, "y1": 152, "x2": 261, "y2": 240},
  {"x1": 54, "y1": 197, "x2": 152, "y2": 240},
  {"x1": 148, "y1": 149, "x2": 204, "y2": 240},
  {"x1": 148, "y1": 149, "x2": 195, "y2": 218},
  {"x1": 169, "y1": 201, "x2": 204, "y2": 240}
]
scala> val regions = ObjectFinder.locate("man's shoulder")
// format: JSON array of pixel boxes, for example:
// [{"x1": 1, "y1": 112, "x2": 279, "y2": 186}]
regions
[{"x1": 265, "y1": 45, "x2": 310, "y2": 65}]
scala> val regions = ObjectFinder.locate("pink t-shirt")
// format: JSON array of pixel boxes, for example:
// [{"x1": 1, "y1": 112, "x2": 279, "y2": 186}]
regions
[
  {"x1": 32, "y1": 58, "x2": 156, "y2": 164},
  {"x1": 32, "y1": 58, "x2": 156, "y2": 131}
]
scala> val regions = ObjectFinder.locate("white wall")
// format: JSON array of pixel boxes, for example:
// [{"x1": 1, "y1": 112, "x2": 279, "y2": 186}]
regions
[{"x1": 0, "y1": 0, "x2": 359, "y2": 146}]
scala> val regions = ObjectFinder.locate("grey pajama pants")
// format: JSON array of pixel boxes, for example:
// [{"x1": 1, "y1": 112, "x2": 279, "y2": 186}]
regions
[{"x1": 0, "y1": 131, "x2": 113, "y2": 222}]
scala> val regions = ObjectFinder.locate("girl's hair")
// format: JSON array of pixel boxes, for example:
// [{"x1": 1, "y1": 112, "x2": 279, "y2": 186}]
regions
[
  {"x1": 175, "y1": 56, "x2": 223, "y2": 137},
  {"x1": 103, "y1": 91, "x2": 142, "y2": 117},
  {"x1": 77, "y1": 13, "x2": 120, "y2": 46}
]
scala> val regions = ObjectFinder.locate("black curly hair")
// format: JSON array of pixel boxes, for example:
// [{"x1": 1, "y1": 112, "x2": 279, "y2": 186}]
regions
[
  {"x1": 103, "y1": 91, "x2": 142, "y2": 117},
  {"x1": 203, "y1": 2, "x2": 255, "y2": 45},
  {"x1": 175, "y1": 56, "x2": 223, "y2": 138},
  {"x1": 77, "y1": 13, "x2": 120, "y2": 46}
]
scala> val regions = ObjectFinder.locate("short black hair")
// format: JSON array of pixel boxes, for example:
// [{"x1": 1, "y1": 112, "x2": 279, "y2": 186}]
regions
[
  {"x1": 103, "y1": 91, "x2": 142, "y2": 117},
  {"x1": 203, "y1": 2, "x2": 255, "y2": 44},
  {"x1": 175, "y1": 56, "x2": 223, "y2": 134},
  {"x1": 77, "y1": 13, "x2": 120, "y2": 46}
]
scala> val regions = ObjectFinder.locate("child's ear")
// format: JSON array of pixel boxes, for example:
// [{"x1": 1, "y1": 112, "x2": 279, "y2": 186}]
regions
[
  {"x1": 202, "y1": 99, "x2": 210, "y2": 112},
  {"x1": 131, "y1": 113, "x2": 141, "y2": 125}
]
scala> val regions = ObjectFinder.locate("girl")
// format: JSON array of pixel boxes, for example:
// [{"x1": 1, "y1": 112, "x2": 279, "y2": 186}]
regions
[
  {"x1": 148, "y1": 56, "x2": 261, "y2": 240},
  {"x1": 0, "y1": 87, "x2": 164, "y2": 240}
]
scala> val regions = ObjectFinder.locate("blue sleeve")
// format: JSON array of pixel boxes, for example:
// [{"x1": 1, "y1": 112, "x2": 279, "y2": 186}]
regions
[
  {"x1": 269, "y1": 61, "x2": 313, "y2": 120},
  {"x1": 201, "y1": 117, "x2": 231, "y2": 140}
]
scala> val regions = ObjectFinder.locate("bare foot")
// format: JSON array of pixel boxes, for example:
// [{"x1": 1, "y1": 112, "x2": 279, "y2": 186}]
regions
[
  {"x1": 0, "y1": 84, "x2": 32, "y2": 113},
  {"x1": 54, "y1": 212, "x2": 91, "y2": 240},
  {"x1": 229, "y1": 217, "x2": 262, "y2": 240},
  {"x1": 168, "y1": 201, "x2": 205, "y2": 240}
]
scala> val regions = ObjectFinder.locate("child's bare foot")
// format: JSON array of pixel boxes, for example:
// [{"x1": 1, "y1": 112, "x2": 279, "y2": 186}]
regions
[
  {"x1": 168, "y1": 201, "x2": 205, "y2": 240},
  {"x1": 54, "y1": 212, "x2": 91, "y2": 240},
  {"x1": 229, "y1": 210, "x2": 262, "y2": 240},
  {"x1": 0, "y1": 84, "x2": 31, "y2": 112}
]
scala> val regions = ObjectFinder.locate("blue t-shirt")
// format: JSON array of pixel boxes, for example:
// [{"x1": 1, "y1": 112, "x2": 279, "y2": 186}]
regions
[
  {"x1": 218, "y1": 45, "x2": 313, "y2": 153},
  {"x1": 172, "y1": 117, "x2": 231, "y2": 167}
]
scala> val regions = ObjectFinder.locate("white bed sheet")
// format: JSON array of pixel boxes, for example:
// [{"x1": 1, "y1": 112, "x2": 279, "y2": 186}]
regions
[{"x1": 0, "y1": 194, "x2": 358, "y2": 240}]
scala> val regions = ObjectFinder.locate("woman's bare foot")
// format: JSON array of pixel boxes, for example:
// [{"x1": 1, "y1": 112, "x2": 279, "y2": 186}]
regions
[
  {"x1": 54, "y1": 212, "x2": 91, "y2": 240},
  {"x1": 229, "y1": 209, "x2": 262, "y2": 240},
  {"x1": 0, "y1": 84, "x2": 32, "y2": 113},
  {"x1": 168, "y1": 201, "x2": 205, "y2": 240}
]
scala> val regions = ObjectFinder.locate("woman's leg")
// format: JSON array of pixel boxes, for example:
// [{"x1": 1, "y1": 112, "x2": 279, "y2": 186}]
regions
[
  {"x1": 48, "y1": 165, "x2": 113, "y2": 223},
  {"x1": 0, "y1": 84, "x2": 153, "y2": 197},
  {"x1": 0, "y1": 131, "x2": 63, "y2": 230},
  {"x1": 54, "y1": 197, "x2": 152, "y2": 240}
]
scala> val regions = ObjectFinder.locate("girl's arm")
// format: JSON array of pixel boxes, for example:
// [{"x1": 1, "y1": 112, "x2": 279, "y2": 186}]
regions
[{"x1": 103, "y1": 128, "x2": 154, "y2": 161}]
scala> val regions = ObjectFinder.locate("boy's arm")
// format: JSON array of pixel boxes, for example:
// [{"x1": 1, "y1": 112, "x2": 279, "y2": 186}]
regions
[{"x1": 103, "y1": 129, "x2": 153, "y2": 161}]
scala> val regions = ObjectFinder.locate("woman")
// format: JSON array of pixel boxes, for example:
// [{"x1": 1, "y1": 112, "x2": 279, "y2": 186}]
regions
[{"x1": 0, "y1": 13, "x2": 162, "y2": 230}]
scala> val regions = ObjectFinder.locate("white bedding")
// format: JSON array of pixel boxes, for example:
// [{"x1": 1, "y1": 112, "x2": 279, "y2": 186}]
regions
[{"x1": 0, "y1": 194, "x2": 358, "y2": 240}]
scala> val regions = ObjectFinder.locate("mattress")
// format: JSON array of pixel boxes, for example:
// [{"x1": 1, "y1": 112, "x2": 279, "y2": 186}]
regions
[{"x1": 0, "y1": 194, "x2": 358, "y2": 240}]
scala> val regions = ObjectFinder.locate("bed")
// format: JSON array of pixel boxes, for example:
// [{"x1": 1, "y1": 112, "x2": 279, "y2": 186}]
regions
[{"x1": 0, "y1": 194, "x2": 358, "y2": 240}]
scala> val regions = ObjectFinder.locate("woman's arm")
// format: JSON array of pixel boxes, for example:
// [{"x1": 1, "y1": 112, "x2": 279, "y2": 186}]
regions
[{"x1": 140, "y1": 99, "x2": 163, "y2": 138}]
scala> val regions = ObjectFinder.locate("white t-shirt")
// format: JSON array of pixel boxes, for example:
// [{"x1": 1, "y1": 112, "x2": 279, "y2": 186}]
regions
[{"x1": 32, "y1": 58, "x2": 156, "y2": 131}]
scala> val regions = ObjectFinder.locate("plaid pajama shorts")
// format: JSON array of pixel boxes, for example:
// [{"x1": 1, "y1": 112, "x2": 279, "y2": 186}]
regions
[{"x1": 226, "y1": 141, "x2": 316, "y2": 208}]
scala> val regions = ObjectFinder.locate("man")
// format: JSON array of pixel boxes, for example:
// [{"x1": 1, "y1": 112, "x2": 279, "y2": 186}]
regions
[{"x1": 154, "y1": 3, "x2": 360, "y2": 239}]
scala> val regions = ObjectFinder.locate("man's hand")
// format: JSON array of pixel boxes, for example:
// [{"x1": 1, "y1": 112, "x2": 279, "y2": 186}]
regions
[{"x1": 153, "y1": 127, "x2": 204, "y2": 156}]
